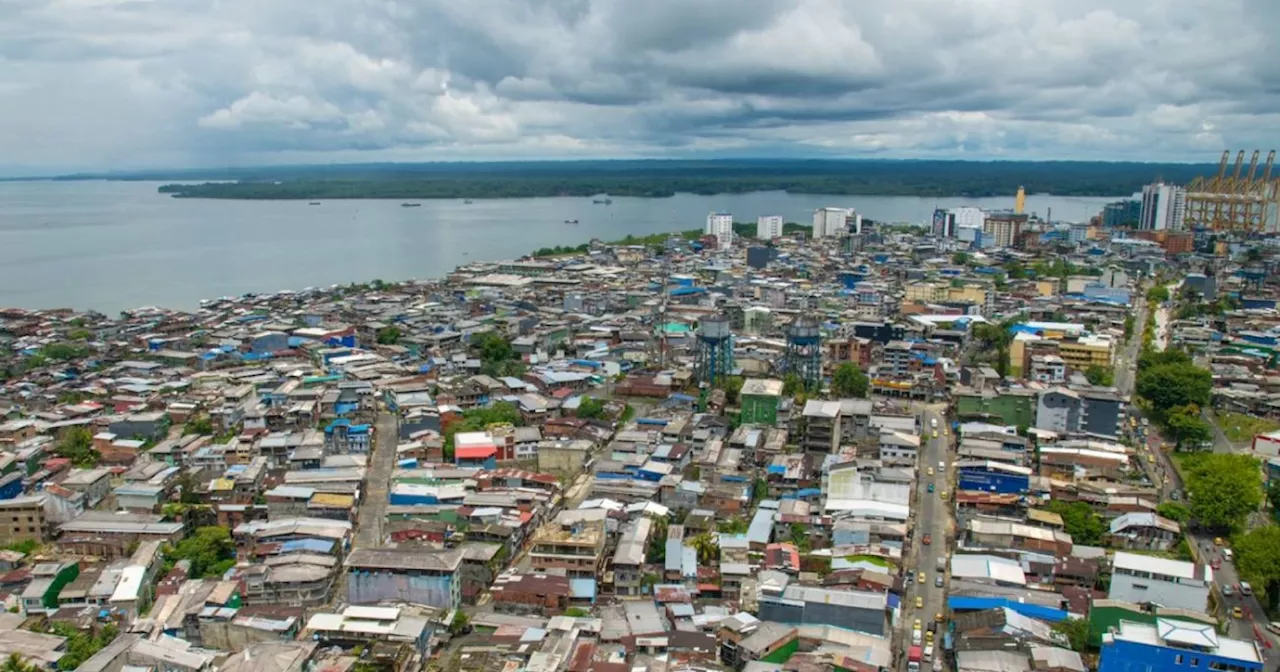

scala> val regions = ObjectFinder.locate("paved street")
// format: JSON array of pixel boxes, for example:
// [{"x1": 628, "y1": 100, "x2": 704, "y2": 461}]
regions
[
  {"x1": 354, "y1": 410, "x2": 398, "y2": 549},
  {"x1": 899, "y1": 403, "x2": 953, "y2": 669}
]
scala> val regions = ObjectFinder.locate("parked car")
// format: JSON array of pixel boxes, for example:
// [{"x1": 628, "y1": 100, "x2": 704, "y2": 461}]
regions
[
  {"x1": 1211, "y1": 558, "x2": 1221, "y2": 570},
  {"x1": 1224, "y1": 585, "x2": 1235, "y2": 597},
  {"x1": 922, "y1": 533, "x2": 932, "y2": 545},
  {"x1": 935, "y1": 575, "x2": 944, "y2": 588},
  {"x1": 1233, "y1": 606, "x2": 1244, "y2": 619}
]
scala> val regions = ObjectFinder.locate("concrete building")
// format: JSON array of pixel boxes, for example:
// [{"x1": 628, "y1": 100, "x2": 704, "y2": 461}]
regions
[
  {"x1": 984, "y1": 213, "x2": 1029, "y2": 248},
  {"x1": 706, "y1": 212, "x2": 734, "y2": 249},
  {"x1": 1035, "y1": 387, "x2": 1126, "y2": 438},
  {"x1": 1108, "y1": 552, "x2": 1210, "y2": 614},
  {"x1": 756, "y1": 215, "x2": 783, "y2": 240},
  {"x1": 739, "y1": 379, "x2": 783, "y2": 426},
  {"x1": 344, "y1": 548, "x2": 463, "y2": 610},
  {"x1": 1099, "y1": 619, "x2": 1262, "y2": 672},
  {"x1": 1140, "y1": 181, "x2": 1186, "y2": 231},
  {"x1": 756, "y1": 584, "x2": 887, "y2": 636},
  {"x1": 0, "y1": 496, "x2": 45, "y2": 545},
  {"x1": 813, "y1": 207, "x2": 857, "y2": 239},
  {"x1": 529, "y1": 515, "x2": 607, "y2": 579}
]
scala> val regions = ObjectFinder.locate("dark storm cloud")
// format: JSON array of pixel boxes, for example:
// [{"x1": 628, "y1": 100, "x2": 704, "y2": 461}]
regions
[{"x1": 1, "y1": 0, "x2": 1278, "y2": 171}]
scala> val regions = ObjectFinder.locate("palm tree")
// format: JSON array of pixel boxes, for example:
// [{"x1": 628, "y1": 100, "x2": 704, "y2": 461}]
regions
[
  {"x1": 3, "y1": 654, "x2": 40, "y2": 672},
  {"x1": 689, "y1": 532, "x2": 720, "y2": 566}
]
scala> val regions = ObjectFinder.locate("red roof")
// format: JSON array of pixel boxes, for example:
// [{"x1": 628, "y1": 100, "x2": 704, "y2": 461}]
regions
[{"x1": 455, "y1": 446, "x2": 497, "y2": 460}]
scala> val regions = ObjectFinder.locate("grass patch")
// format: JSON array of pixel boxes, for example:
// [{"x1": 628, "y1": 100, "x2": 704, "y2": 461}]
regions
[
  {"x1": 843, "y1": 554, "x2": 892, "y2": 568},
  {"x1": 1215, "y1": 411, "x2": 1280, "y2": 444}
]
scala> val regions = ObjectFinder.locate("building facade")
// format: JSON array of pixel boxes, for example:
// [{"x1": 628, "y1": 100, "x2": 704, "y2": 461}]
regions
[
  {"x1": 756, "y1": 216, "x2": 783, "y2": 240},
  {"x1": 1140, "y1": 182, "x2": 1186, "y2": 231},
  {"x1": 706, "y1": 212, "x2": 734, "y2": 249}
]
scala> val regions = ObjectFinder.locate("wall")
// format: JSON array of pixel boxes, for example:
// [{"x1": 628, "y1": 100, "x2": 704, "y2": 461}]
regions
[
  {"x1": 1099, "y1": 637, "x2": 1262, "y2": 672},
  {"x1": 1035, "y1": 392, "x2": 1080, "y2": 434},
  {"x1": 347, "y1": 569, "x2": 457, "y2": 610}
]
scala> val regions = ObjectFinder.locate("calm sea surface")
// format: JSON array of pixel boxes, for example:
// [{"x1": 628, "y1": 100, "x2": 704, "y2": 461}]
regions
[{"x1": 0, "y1": 181, "x2": 1118, "y2": 312}]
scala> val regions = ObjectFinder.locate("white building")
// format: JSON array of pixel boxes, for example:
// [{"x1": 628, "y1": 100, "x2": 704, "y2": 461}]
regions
[
  {"x1": 1108, "y1": 551, "x2": 1210, "y2": 613},
  {"x1": 756, "y1": 215, "x2": 783, "y2": 240},
  {"x1": 706, "y1": 212, "x2": 734, "y2": 249},
  {"x1": 813, "y1": 207, "x2": 858, "y2": 238},
  {"x1": 952, "y1": 207, "x2": 987, "y2": 230},
  {"x1": 1140, "y1": 182, "x2": 1186, "y2": 231}
]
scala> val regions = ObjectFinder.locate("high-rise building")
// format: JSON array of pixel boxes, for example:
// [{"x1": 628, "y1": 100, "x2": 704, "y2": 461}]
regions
[
  {"x1": 983, "y1": 212, "x2": 1029, "y2": 248},
  {"x1": 706, "y1": 212, "x2": 734, "y2": 249},
  {"x1": 1101, "y1": 199, "x2": 1142, "y2": 227},
  {"x1": 932, "y1": 209, "x2": 956, "y2": 237},
  {"x1": 756, "y1": 215, "x2": 783, "y2": 240},
  {"x1": 1139, "y1": 182, "x2": 1186, "y2": 231},
  {"x1": 812, "y1": 207, "x2": 857, "y2": 238},
  {"x1": 1015, "y1": 186, "x2": 1026, "y2": 214},
  {"x1": 952, "y1": 206, "x2": 986, "y2": 230}
]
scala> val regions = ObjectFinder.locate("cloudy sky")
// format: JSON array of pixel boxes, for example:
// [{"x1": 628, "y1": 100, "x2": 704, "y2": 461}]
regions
[{"x1": 3, "y1": 0, "x2": 1278, "y2": 173}]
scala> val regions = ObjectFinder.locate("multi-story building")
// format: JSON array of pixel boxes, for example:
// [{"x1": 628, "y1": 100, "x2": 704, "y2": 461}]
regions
[
  {"x1": 1099, "y1": 619, "x2": 1262, "y2": 672},
  {"x1": 953, "y1": 206, "x2": 987, "y2": 229},
  {"x1": 801, "y1": 401, "x2": 841, "y2": 453},
  {"x1": 812, "y1": 207, "x2": 858, "y2": 238},
  {"x1": 1108, "y1": 552, "x2": 1211, "y2": 614},
  {"x1": 611, "y1": 517, "x2": 651, "y2": 596},
  {"x1": 1035, "y1": 387, "x2": 1126, "y2": 438},
  {"x1": 706, "y1": 212, "x2": 734, "y2": 249},
  {"x1": 529, "y1": 514, "x2": 606, "y2": 579},
  {"x1": 1140, "y1": 181, "x2": 1186, "y2": 231},
  {"x1": 983, "y1": 212, "x2": 1029, "y2": 248},
  {"x1": 345, "y1": 548, "x2": 463, "y2": 610},
  {"x1": 1057, "y1": 334, "x2": 1114, "y2": 371},
  {"x1": 1102, "y1": 199, "x2": 1142, "y2": 227},
  {"x1": 0, "y1": 496, "x2": 46, "y2": 545},
  {"x1": 756, "y1": 215, "x2": 783, "y2": 240},
  {"x1": 1028, "y1": 354, "x2": 1066, "y2": 384}
]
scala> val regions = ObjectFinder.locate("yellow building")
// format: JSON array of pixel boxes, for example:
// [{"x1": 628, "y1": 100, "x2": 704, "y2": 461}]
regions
[
  {"x1": 947, "y1": 284, "x2": 988, "y2": 305},
  {"x1": 904, "y1": 282, "x2": 946, "y2": 303},
  {"x1": 1058, "y1": 335, "x2": 1114, "y2": 370},
  {"x1": 529, "y1": 517, "x2": 606, "y2": 578},
  {"x1": 1033, "y1": 280, "x2": 1059, "y2": 297}
]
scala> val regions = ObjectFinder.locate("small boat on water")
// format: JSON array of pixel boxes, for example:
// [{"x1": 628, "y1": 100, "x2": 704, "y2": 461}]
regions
[
  {"x1": 401, "y1": 203, "x2": 422, "y2": 208},
  {"x1": 592, "y1": 197, "x2": 612, "y2": 205},
  {"x1": 308, "y1": 201, "x2": 321, "y2": 205},
  {"x1": 463, "y1": 200, "x2": 473, "y2": 204},
  {"x1": 564, "y1": 219, "x2": 579, "y2": 224}
]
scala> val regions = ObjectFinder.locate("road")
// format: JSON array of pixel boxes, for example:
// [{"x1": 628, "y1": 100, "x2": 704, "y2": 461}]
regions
[
  {"x1": 354, "y1": 410, "x2": 399, "y2": 549},
  {"x1": 1122, "y1": 287, "x2": 1277, "y2": 666},
  {"x1": 900, "y1": 403, "x2": 952, "y2": 669}
]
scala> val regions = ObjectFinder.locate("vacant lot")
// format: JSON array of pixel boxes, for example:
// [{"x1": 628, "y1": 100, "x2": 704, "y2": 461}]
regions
[{"x1": 1215, "y1": 411, "x2": 1280, "y2": 444}]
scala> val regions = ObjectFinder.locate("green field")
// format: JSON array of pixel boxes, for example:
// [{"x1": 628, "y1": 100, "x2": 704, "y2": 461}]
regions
[{"x1": 1215, "y1": 411, "x2": 1280, "y2": 444}]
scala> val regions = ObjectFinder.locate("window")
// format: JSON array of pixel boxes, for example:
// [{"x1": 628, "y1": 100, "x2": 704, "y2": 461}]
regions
[
  {"x1": 1190, "y1": 659, "x2": 1199, "y2": 667},
  {"x1": 1175, "y1": 655, "x2": 1183, "y2": 665}
]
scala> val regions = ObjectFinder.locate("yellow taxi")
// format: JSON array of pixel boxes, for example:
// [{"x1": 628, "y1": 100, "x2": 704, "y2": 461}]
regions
[
  {"x1": 1233, "y1": 606, "x2": 1244, "y2": 619},
  {"x1": 939, "y1": 490, "x2": 948, "y2": 500},
  {"x1": 925, "y1": 631, "x2": 934, "y2": 644},
  {"x1": 1215, "y1": 537, "x2": 1226, "y2": 547},
  {"x1": 916, "y1": 596, "x2": 923, "y2": 609},
  {"x1": 914, "y1": 619, "x2": 922, "y2": 631},
  {"x1": 918, "y1": 572, "x2": 926, "y2": 584},
  {"x1": 927, "y1": 467, "x2": 934, "y2": 477},
  {"x1": 935, "y1": 612, "x2": 945, "y2": 623}
]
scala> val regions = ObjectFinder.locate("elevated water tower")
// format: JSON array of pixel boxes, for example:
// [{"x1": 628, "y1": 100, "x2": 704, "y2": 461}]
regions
[
  {"x1": 785, "y1": 317, "x2": 823, "y2": 392},
  {"x1": 695, "y1": 315, "x2": 734, "y2": 388}
]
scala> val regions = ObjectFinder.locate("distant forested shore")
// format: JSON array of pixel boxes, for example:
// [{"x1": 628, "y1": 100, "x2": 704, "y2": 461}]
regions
[{"x1": 76, "y1": 158, "x2": 1211, "y2": 200}]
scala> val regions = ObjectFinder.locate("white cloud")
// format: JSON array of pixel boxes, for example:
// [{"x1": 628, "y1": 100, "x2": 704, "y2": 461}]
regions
[{"x1": 1, "y1": 0, "x2": 1278, "y2": 171}]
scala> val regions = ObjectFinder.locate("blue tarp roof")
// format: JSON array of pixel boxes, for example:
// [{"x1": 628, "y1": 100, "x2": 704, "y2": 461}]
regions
[
  {"x1": 281, "y1": 538, "x2": 335, "y2": 554},
  {"x1": 569, "y1": 578, "x2": 597, "y2": 601},
  {"x1": 947, "y1": 596, "x2": 1068, "y2": 622}
]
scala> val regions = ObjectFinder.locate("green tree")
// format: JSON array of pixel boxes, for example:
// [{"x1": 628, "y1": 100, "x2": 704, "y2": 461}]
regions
[
  {"x1": 1146, "y1": 285, "x2": 1170, "y2": 303},
  {"x1": 53, "y1": 427, "x2": 99, "y2": 468},
  {"x1": 1004, "y1": 261, "x2": 1027, "y2": 280},
  {"x1": 166, "y1": 526, "x2": 236, "y2": 578},
  {"x1": 952, "y1": 252, "x2": 970, "y2": 265},
  {"x1": 1164, "y1": 405, "x2": 1213, "y2": 449},
  {"x1": 1051, "y1": 618, "x2": 1090, "y2": 653},
  {"x1": 1232, "y1": 525, "x2": 1280, "y2": 611},
  {"x1": 1156, "y1": 501, "x2": 1191, "y2": 523},
  {"x1": 1136, "y1": 362, "x2": 1212, "y2": 416},
  {"x1": 1044, "y1": 500, "x2": 1106, "y2": 545},
  {"x1": 2, "y1": 654, "x2": 40, "y2": 672},
  {"x1": 646, "y1": 517, "x2": 669, "y2": 564},
  {"x1": 831, "y1": 362, "x2": 870, "y2": 398},
  {"x1": 1268, "y1": 481, "x2": 1280, "y2": 511},
  {"x1": 1183, "y1": 453, "x2": 1263, "y2": 531},
  {"x1": 376, "y1": 326, "x2": 402, "y2": 345},
  {"x1": 752, "y1": 477, "x2": 769, "y2": 501},
  {"x1": 690, "y1": 532, "x2": 719, "y2": 566},
  {"x1": 789, "y1": 523, "x2": 812, "y2": 553},
  {"x1": 449, "y1": 610, "x2": 469, "y2": 635},
  {"x1": 443, "y1": 402, "x2": 523, "y2": 458},
  {"x1": 1123, "y1": 315, "x2": 1136, "y2": 342},
  {"x1": 575, "y1": 397, "x2": 606, "y2": 420},
  {"x1": 184, "y1": 416, "x2": 214, "y2": 436},
  {"x1": 1084, "y1": 365, "x2": 1114, "y2": 387},
  {"x1": 781, "y1": 373, "x2": 805, "y2": 397},
  {"x1": 723, "y1": 376, "x2": 745, "y2": 404},
  {"x1": 44, "y1": 622, "x2": 118, "y2": 670},
  {"x1": 40, "y1": 342, "x2": 89, "y2": 362},
  {"x1": 564, "y1": 607, "x2": 591, "y2": 617},
  {"x1": 717, "y1": 517, "x2": 748, "y2": 535}
]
